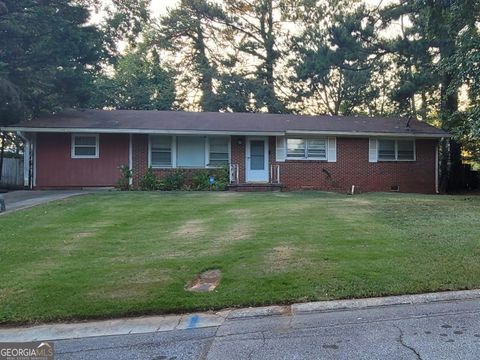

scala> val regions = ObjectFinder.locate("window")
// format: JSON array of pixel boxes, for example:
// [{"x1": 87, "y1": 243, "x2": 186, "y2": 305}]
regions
[
  {"x1": 208, "y1": 137, "x2": 229, "y2": 167},
  {"x1": 177, "y1": 136, "x2": 205, "y2": 167},
  {"x1": 378, "y1": 139, "x2": 415, "y2": 161},
  {"x1": 149, "y1": 135, "x2": 230, "y2": 168},
  {"x1": 72, "y1": 134, "x2": 99, "y2": 158},
  {"x1": 378, "y1": 139, "x2": 395, "y2": 160},
  {"x1": 150, "y1": 136, "x2": 172, "y2": 167},
  {"x1": 287, "y1": 138, "x2": 327, "y2": 160}
]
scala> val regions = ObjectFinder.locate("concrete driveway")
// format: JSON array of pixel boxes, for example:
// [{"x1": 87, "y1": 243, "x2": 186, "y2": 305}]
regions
[{"x1": 0, "y1": 190, "x2": 93, "y2": 215}]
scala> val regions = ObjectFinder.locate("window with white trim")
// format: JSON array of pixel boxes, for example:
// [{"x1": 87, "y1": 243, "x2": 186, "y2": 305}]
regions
[
  {"x1": 149, "y1": 135, "x2": 230, "y2": 168},
  {"x1": 151, "y1": 135, "x2": 172, "y2": 167},
  {"x1": 287, "y1": 138, "x2": 327, "y2": 160},
  {"x1": 72, "y1": 134, "x2": 99, "y2": 158},
  {"x1": 378, "y1": 139, "x2": 415, "y2": 161},
  {"x1": 208, "y1": 137, "x2": 229, "y2": 167}
]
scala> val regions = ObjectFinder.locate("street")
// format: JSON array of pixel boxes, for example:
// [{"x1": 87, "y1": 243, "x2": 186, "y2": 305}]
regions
[{"x1": 54, "y1": 297, "x2": 480, "y2": 360}]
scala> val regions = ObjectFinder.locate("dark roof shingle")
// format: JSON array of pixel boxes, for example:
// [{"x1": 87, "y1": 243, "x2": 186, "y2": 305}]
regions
[{"x1": 5, "y1": 109, "x2": 449, "y2": 137}]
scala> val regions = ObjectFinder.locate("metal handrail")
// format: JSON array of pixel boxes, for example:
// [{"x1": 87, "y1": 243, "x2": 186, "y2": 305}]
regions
[
  {"x1": 229, "y1": 164, "x2": 239, "y2": 184},
  {"x1": 270, "y1": 164, "x2": 280, "y2": 184}
]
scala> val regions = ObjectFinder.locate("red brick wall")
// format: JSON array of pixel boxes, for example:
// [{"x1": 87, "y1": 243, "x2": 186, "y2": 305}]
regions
[
  {"x1": 268, "y1": 137, "x2": 437, "y2": 193},
  {"x1": 35, "y1": 133, "x2": 129, "y2": 188},
  {"x1": 131, "y1": 134, "x2": 225, "y2": 188},
  {"x1": 132, "y1": 135, "x2": 437, "y2": 193}
]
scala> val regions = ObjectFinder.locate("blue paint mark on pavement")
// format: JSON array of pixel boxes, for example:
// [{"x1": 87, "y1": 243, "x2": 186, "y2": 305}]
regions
[{"x1": 188, "y1": 315, "x2": 200, "y2": 329}]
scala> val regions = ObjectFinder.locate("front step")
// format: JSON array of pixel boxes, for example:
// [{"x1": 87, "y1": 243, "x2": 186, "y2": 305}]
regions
[{"x1": 228, "y1": 183, "x2": 284, "y2": 192}]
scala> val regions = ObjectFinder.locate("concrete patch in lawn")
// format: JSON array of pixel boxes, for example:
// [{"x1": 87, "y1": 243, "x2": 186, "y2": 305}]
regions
[{"x1": 186, "y1": 269, "x2": 221, "y2": 292}]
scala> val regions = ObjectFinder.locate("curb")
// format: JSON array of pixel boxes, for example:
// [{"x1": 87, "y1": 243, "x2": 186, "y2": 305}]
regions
[{"x1": 1, "y1": 289, "x2": 479, "y2": 342}]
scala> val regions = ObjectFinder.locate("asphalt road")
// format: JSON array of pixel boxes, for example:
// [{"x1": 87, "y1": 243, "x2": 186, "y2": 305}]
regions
[{"x1": 54, "y1": 298, "x2": 480, "y2": 360}]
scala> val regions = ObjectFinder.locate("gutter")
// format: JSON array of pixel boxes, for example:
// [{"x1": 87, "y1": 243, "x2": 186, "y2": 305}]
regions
[{"x1": 3, "y1": 127, "x2": 449, "y2": 139}]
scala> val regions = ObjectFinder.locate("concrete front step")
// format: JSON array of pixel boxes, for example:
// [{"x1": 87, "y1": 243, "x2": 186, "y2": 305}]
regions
[{"x1": 228, "y1": 183, "x2": 283, "y2": 192}]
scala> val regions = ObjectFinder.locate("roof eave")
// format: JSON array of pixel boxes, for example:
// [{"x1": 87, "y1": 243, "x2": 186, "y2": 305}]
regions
[{"x1": 1, "y1": 127, "x2": 450, "y2": 138}]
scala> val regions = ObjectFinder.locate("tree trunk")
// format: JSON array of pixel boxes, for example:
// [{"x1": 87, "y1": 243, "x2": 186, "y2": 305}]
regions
[
  {"x1": 195, "y1": 25, "x2": 218, "y2": 112},
  {"x1": 438, "y1": 41, "x2": 461, "y2": 192}
]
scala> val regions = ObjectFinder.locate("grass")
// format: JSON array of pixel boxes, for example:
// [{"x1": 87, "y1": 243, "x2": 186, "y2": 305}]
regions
[{"x1": 1, "y1": 191, "x2": 480, "y2": 325}]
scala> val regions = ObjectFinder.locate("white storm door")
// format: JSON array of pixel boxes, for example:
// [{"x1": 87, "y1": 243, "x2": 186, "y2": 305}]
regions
[{"x1": 246, "y1": 137, "x2": 269, "y2": 182}]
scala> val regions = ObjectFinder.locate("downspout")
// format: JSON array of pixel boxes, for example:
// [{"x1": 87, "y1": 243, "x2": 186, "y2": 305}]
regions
[{"x1": 435, "y1": 140, "x2": 440, "y2": 194}]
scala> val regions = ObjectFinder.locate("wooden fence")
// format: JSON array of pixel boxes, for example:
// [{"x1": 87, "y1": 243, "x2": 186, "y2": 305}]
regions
[{"x1": 0, "y1": 157, "x2": 24, "y2": 187}]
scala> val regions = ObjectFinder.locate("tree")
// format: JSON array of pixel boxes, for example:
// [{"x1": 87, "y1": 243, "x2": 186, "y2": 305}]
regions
[
  {"x1": 155, "y1": 0, "x2": 228, "y2": 112},
  {"x1": 289, "y1": 1, "x2": 392, "y2": 116},
  {"x1": 0, "y1": 0, "x2": 104, "y2": 181},
  {"x1": 0, "y1": 0, "x2": 104, "y2": 118},
  {"x1": 100, "y1": 0, "x2": 151, "y2": 60},
  {"x1": 378, "y1": 0, "x2": 480, "y2": 190},
  {"x1": 91, "y1": 46, "x2": 176, "y2": 110},
  {"x1": 223, "y1": 0, "x2": 288, "y2": 113}
]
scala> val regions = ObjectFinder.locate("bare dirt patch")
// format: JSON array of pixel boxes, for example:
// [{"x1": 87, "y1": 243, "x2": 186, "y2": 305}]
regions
[
  {"x1": 186, "y1": 269, "x2": 221, "y2": 292},
  {"x1": 174, "y1": 219, "x2": 207, "y2": 238},
  {"x1": 265, "y1": 246, "x2": 297, "y2": 272},
  {"x1": 88, "y1": 269, "x2": 171, "y2": 300},
  {"x1": 215, "y1": 209, "x2": 255, "y2": 244}
]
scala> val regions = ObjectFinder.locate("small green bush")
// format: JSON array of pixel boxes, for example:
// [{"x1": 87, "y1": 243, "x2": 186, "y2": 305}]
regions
[
  {"x1": 192, "y1": 170, "x2": 211, "y2": 190},
  {"x1": 159, "y1": 169, "x2": 186, "y2": 190},
  {"x1": 213, "y1": 166, "x2": 229, "y2": 191},
  {"x1": 116, "y1": 165, "x2": 132, "y2": 191},
  {"x1": 191, "y1": 167, "x2": 229, "y2": 191},
  {"x1": 139, "y1": 168, "x2": 159, "y2": 191}
]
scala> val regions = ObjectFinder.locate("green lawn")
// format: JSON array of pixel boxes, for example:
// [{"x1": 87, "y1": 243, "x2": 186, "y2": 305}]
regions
[{"x1": 1, "y1": 191, "x2": 480, "y2": 325}]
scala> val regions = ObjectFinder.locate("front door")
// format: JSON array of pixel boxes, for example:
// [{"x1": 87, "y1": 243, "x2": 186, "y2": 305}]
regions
[{"x1": 246, "y1": 137, "x2": 269, "y2": 182}]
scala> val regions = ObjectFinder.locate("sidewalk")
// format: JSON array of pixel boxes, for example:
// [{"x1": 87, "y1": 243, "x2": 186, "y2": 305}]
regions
[{"x1": 1, "y1": 289, "x2": 479, "y2": 342}]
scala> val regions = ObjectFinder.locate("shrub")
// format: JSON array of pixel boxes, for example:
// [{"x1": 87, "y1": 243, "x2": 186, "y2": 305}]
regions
[
  {"x1": 213, "y1": 166, "x2": 230, "y2": 191},
  {"x1": 191, "y1": 167, "x2": 229, "y2": 191},
  {"x1": 159, "y1": 169, "x2": 186, "y2": 190},
  {"x1": 139, "y1": 168, "x2": 159, "y2": 191},
  {"x1": 116, "y1": 165, "x2": 132, "y2": 191},
  {"x1": 192, "y1": 170, "x2": 211, "y2": 190}
]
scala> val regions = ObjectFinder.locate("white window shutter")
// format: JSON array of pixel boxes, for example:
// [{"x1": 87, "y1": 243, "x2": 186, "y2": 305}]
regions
[
  {"x1": 276, "y1": 136, "x2": 286, "y2": 162},
  {"x1": 369, "y1": 138, "x2": 378, "y2": 163},
  {"x1": 327, "y1": 137, "x2": 337, "y2": 162}
]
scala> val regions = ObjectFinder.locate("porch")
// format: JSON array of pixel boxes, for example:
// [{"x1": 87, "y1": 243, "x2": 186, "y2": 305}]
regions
[{"x1": 228, "y1": 163, "x2": 282, "y2": 191}]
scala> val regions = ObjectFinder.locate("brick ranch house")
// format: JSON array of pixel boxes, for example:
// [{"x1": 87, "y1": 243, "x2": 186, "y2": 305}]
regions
[{"x1": 3, "y1": 109, "x2": 449, "y2": 193}]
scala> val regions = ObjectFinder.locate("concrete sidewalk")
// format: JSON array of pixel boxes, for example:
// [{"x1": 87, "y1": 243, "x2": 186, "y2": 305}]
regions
[
  {"x1": 1, "y1": 289, "x2": 479, "y2": 342},
  {"x1": 0, "y1": 190, "x2": 97, "y2": 215}
]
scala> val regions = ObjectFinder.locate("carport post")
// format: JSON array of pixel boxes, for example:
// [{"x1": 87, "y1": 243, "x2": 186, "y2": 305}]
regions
[{"x1": 17, "y1": 131, "x2": 31, "y2": 189}]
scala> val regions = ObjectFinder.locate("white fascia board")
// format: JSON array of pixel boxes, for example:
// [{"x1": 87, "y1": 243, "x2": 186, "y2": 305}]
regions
[
  {"x1": 285, "y1": 130, "x2": 449, "y2": 139},
  {"x1": 3, "y1": 127, "x2": 449, "y2": 139},
  {"x1": 3, "y1": 127, "x2": 284, "y2": 136}
]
